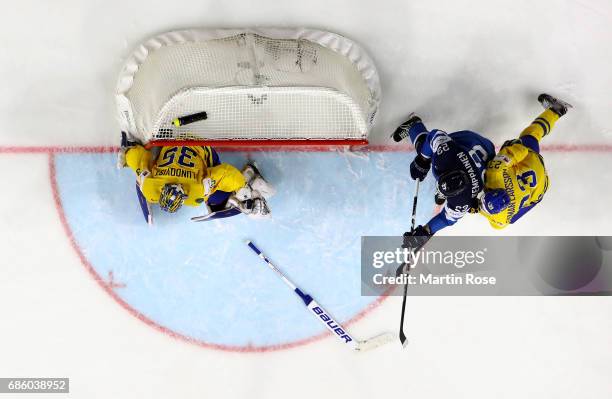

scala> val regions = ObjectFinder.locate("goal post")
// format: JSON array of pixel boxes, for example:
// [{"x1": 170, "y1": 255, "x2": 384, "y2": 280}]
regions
[{"x1": 116, "y1": 28, "x2": 381, "y2": 148}]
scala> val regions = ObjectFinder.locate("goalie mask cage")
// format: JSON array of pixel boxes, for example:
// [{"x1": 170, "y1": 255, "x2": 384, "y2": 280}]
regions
[{"x1": 116, "y1": 28, "x2": 381, "y2": 148}]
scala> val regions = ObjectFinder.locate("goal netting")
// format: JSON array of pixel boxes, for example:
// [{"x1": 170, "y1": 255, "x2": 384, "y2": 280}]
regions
[{"x1": 116, "y1": 28, "x2": 381, "y2": 147}]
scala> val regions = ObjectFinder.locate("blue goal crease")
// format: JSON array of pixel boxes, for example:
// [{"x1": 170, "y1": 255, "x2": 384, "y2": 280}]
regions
[{"x1": 53, "y1": 151, "x2": 434, "y2": 347}]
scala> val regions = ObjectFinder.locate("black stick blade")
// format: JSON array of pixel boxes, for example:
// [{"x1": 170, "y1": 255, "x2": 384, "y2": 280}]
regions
[{"x1": 398, "y1": 283, "x2": 410, "y2": 348}]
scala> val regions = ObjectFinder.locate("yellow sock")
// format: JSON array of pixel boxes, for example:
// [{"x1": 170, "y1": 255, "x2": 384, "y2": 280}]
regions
[{"x1": 519, "y1": 109, "x2": 560, "y2": 141}]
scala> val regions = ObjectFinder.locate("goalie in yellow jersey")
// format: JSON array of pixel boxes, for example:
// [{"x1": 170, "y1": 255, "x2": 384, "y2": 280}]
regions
[
  {"x1": 117, "y1": 135, "x2": 275, "y2": 222},
  {"x1": 478, "y1": 93, "x2": 572, "y2": 229}
]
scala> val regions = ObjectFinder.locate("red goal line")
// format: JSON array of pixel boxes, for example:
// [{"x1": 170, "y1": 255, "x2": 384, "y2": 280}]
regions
[{"x1": 1, "y1": 142, "x2": 612, "y2": 154}]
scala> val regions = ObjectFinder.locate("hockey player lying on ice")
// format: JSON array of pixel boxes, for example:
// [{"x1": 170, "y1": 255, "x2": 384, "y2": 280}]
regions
[
  {"x1": 118, "y1": 135, "x2": 275, "y2": 220},
  {"x1": 394, "y1": 93, "x2": 571, "y2": 249}
]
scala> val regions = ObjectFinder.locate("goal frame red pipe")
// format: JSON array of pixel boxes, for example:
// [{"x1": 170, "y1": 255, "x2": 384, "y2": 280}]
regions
[{"x1": 144, "y1": 138, "x2": 369, "y2": 150}]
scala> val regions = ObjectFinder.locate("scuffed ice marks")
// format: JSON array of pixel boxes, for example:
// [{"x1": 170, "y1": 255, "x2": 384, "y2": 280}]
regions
[{"x1": 53, "y1": 151, "x2": 433, "y2": 347}]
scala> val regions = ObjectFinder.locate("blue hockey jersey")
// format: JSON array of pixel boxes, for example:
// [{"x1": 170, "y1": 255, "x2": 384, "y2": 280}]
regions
[{"x1": 410, "y1": 126, "x2": 496, "y2": 233}]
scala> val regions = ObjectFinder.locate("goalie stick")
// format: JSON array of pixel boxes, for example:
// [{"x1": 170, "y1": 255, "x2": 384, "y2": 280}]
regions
[
  {"x1": 120, "y1": 132, "x2": 153, "y2": 225},
  {"x1": 191, "y1": 206, "x2": 242, "y2": 222},
  {"x1": 246, "y1": 241, "x2": 393, "y2": 352},
  {"x1": 135, "y1": 181, "x2": 153, "y2": 225}
]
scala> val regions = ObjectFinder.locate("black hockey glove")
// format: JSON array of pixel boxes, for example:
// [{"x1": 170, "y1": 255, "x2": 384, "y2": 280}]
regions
[
  {"x1": 410, "y1": 154, "x2": 431, "y2": 181},
  {"x1": 118, "y1": 131, "x2": 142, "y2": 169},
  {"x1": 120, "y1": 131, "x2": 141, "y2": 149},
  {"x1": 402, "y1": 225, "x2": 432, "y2": 251}
]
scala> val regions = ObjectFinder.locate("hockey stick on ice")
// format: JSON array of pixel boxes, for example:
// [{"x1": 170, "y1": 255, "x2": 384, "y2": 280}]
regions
[
  {"x1": 191, "y1": 206, "x2": 242, "y2": 222},
  {"x1": 119, "y1": 132, "x2": 153, "y2": 225},
  {"x1": 135, "y1": 181, "x2": 153, "y2": 225},
  {"x1": 398, "y1": 179, "x2": 420, "y2": 347},
  {"x1": 246, "y1": 241, "x2": 393, "y2": 352}
]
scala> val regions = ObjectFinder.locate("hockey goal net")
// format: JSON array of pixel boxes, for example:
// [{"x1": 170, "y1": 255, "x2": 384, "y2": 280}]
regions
[{"x1": 116, "y1": 28, "x2": 381, "y2": 148}]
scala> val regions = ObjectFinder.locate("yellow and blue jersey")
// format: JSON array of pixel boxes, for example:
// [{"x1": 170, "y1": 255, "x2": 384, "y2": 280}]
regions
[
  {"x1": 125, "y1": 145, "x2": 245, "y2": 207},
  {"x1": 482, "y1": 144, "x2": 549, "y2": 228},
  {"x1": 481, "y1": 109, "x2": 559, "y2": 229}
]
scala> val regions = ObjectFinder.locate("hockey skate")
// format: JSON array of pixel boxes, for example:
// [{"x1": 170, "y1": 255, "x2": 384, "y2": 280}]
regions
[
  {"x1": 391, "y1": 113, "x2": 423, "y2": 142},
  {"x1": 538, "y1": 93, "x2": 572, "y2": 117}
]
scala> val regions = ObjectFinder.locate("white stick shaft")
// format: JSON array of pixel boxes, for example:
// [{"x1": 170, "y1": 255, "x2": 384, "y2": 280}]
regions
[
  {"x1": 246, "y1": 241, "x2": 358, "y2": 350},
  {"x1": 247, "y1": 242, "x2": 297, "y2": 291}
]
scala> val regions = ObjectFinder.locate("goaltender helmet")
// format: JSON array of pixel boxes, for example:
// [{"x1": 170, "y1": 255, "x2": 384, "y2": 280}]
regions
[{"x1": 159, "y1": 183, "x2": 186, "y2": 213}]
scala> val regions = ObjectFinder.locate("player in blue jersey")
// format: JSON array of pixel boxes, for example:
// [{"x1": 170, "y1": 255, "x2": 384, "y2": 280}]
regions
[
  {"x1": 392, "y1": 115, "x2": 496, "y2": 247},
  {"x1": 394, "y1": 94, "x2": 571, "y2": 248}
]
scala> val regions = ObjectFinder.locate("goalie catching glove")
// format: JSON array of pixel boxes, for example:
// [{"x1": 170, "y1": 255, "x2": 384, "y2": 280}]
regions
[
  {"x1": 223, "y1": 162, "x2": 276, "y2": 219},
  {"x1": 227, "y1": 196, "x2": 271, "y2": 219}
]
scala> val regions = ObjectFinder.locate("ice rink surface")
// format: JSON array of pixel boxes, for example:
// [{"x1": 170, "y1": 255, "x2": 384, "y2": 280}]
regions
[
  {"x1": 1, "y1": 0, "x2": 612, "y2": 398},
  {"x1": 53, "y1": 151, "x2": 427, "y2": 349}
]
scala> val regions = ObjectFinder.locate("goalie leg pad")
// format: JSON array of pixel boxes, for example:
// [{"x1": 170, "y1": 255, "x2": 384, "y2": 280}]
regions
[
  {"x1": 242, "y1": 163, "x2": 276, "y2": 199},
  {"x1": 250, "y1": 176, "x2": 276, "y2": 199}
]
